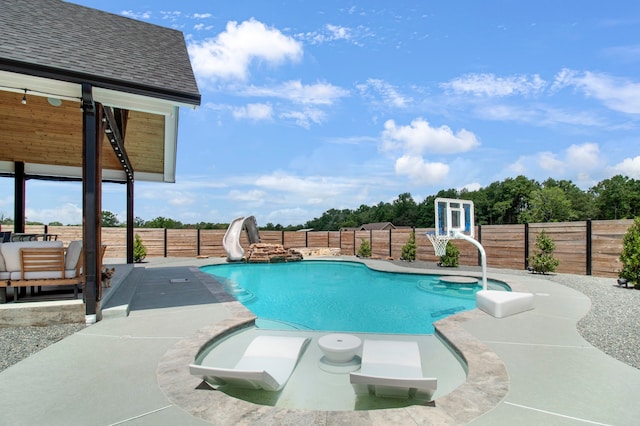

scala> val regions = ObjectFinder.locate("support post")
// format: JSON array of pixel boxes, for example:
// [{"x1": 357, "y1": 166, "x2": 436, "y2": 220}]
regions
[
  {"x1": 13, "y1": 161, "x2": 26, "y2": 233},
  {"x1": 81, "y1": 83, "x2": 103, "y2": 324},
  {"x1": 126, "y1": 180, "x2": 134, "y2": 264}
]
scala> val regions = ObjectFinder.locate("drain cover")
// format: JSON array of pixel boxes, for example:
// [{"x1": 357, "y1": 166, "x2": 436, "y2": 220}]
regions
[{"x1": 170, "y1": 278, "x2": 190, "y2": 284}]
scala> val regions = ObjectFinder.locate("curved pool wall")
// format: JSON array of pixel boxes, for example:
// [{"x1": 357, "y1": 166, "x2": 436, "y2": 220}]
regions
[
  {"x1": 156, "y1": 258, "x2": 527, "y2": 423},
  {"x1": 200, "y1": 259, "x2": 511, "y2": 334},
  {"x1": 192, "y1": 326, "x2": 468, "y2": 411}
]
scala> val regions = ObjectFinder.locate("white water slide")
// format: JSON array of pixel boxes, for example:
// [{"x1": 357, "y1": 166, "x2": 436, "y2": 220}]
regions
[{"x1": 223, "y1": 216, "x2": 260, "y2": 261}]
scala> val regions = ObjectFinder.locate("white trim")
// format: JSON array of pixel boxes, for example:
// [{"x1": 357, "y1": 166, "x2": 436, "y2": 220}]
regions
[
  {"x1": 0, "y1": 162, "x2": 165, "y2": 183},
  {"x1": 163, "y1": 106, "x2": 179, "y2": 183},
  {"x1": 0, "y1": 70, "x2": 81, "y2": 101}
]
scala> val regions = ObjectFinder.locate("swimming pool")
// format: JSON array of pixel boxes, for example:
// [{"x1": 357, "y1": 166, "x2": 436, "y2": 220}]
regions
[{"x1": 201, "y1": 260, "x2": 508, "y2": 334}]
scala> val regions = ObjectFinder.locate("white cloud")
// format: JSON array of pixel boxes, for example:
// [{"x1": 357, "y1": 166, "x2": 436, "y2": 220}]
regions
[
  {"x1": 228, "y1": 189, "x2": 267, "y2": 204},
  {"x1": 441, "y1": 73, "x2": 547, "y2": 97},
  {"x1": 394, "y1": 155, "x2": 449, "y2": 184},
  {"x1": 254, "y1": 172, "x2": 356, "y2": 199},
  {"x1": 280, "y1": 108, "x2": 326, "y2": 128},
  {"x1": 613, "y1": 156, "x2": 640, "y2": 178},
  {"x1": 121, "y1": 10, "x2": 151, "y2": 20},
  {"x1": 537, "y1": 151, "x2": 565, "y2": 172},
  {"x1": 566, "y1": 143, "x2": 600, "y2": 169},
  {"x1": 26, "y1": 203, "x2": 82, "y2": 225},
  {"x1": 460, "y1": 182, "x2": 482, "y2": 192},
  {"x1": 160, "y1": 11, "x2": 182, "y2": 21},
  {"x1": 511, "y1": 143, "x2": 604, "y2": 182},
  {"x1": 232, "y1": 103, "x2": 273, "y2": 121},
  {"x1": 188, "y1": 18, "x2": 302, "y2": 82},
  {"x1": 559, "y1": 70, "x2": 640, "y2": 114},
  {"x1": 381, "y1": 118, "x2": 479, "y2": 155},
  {"x1": 297, "y1": 24, "x2": 352, "y2": 45},
  {"x1": 242, "y1": 80, "x2": 349, "y2": 105},
  {"x1": 357, "y1": 78, "x2": 410, "y2": 107},
  {"x1": 192, "y1": 13, "x2": 212, "y2": 19}
]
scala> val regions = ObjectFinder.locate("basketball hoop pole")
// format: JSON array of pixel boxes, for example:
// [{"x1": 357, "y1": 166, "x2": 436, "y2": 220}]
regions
[{"x1": 453, "y1": 231, "x2": 488, "y2": 290}]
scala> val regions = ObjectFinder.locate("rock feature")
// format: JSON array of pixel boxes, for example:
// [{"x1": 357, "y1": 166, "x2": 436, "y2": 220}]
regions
[{"x1": 245, "y1": 243, "x2": 303, "y2": 263}]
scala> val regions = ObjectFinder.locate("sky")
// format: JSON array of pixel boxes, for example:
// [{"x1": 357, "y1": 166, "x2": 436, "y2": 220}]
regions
[{"x1": 2, "y1": 0, "x2": 640, "y2": 227}]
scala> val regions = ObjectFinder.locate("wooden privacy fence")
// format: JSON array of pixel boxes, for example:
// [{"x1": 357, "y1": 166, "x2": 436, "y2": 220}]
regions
[{"x1": 0, "y1": 219, "x2": 633, "y2": 278}]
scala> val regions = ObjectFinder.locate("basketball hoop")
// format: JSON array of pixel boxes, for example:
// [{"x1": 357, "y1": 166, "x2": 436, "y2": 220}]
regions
[{"x1": 426, "y1": 232, "x2": 449, "y2": 257}]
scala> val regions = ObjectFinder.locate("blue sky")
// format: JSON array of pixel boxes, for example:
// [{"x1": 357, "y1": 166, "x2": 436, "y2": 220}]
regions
[{"x1": 2, "y1": 1, "x2": 640, "y2": 226}]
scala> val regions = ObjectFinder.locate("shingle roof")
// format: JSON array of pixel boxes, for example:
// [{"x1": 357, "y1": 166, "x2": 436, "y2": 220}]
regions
[{"x1": 0, "y1": 0, "x2": 200, "y2": 105}]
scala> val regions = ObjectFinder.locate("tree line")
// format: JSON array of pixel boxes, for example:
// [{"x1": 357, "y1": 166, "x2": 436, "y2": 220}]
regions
[
  {"x1": 303, "y1": 175, "x2": 640, "y2": 231},
  {"x1": 2, "y1": 174, "x2": 638, "y2": 231}
]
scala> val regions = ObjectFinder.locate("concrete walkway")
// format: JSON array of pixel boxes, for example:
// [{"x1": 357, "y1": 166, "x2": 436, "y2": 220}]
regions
[{"x1": 0, "y1": 257, "x2": 639, "y2": 425}]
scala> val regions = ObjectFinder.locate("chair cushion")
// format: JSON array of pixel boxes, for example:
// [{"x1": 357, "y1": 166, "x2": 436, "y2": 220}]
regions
[
  {"x1": 65, "y1": 240, "x2": 83, "y2": 270},
  {"x1": 0, "y1": 241, "x2": 63, "y2": 272}
]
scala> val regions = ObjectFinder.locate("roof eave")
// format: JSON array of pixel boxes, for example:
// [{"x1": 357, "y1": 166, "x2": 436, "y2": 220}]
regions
[{"x1": 0, "y1": 58, "x2": 201, "y2": 107}]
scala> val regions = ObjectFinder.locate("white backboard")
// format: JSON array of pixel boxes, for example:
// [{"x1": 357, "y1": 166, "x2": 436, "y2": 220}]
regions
[{"x1": 434, "y1": 197, "x2": 474, "y2": 238}]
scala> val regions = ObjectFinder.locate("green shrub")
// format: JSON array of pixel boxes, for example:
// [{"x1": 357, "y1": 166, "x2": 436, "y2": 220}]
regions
[
  {"x1": 439, "y1": 241, "x2": 459, "y2": 267},
  {"x1": 619, "y1": 216, "x2": 640, "y2": 289},
  {"x1": 133, "y1": 233, "x2": 147, "y2": 263},
  {"x1": 401, "y1": 231, "x2": 417, "y2": 261},
  {"x1": 357, "y1": 238, "x2": 371, "y2": 258},
  {"x1": 528, "y1": 230, "x2": 559, "y2": 274}
]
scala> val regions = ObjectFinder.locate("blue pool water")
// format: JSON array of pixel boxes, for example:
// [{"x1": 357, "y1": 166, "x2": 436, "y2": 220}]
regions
[{"x1": 201, "y1": 261, "x2": 506, "y2": 334}]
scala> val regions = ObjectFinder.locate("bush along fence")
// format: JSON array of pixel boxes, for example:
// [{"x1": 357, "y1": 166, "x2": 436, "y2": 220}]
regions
[{"x1": 0, "y1": 219, "x2": 633, "y2": 278}]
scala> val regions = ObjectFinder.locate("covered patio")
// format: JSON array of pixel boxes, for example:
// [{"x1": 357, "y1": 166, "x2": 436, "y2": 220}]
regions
[{"x1": 0, "y1": 0, "x2": 201, "y2": 319}]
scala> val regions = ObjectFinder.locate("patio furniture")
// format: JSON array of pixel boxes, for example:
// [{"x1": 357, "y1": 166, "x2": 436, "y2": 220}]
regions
[
  {"x1": 189, "y1": 335, "x2": 310, "y2": 391},
  {"x1": 318, "y1": 333, "x2": 362, "y2": 373},
  {"x1": 0, "y1": 240, "x2": 83, "y2": 302},
  {"x1": 350, "y1": 340, "x2": 437, "y2": 400}
]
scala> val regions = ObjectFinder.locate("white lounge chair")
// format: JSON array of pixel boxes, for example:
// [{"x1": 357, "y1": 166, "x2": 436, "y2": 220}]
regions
[
  {"x1": 350, "y1": 340, "x2": 437, "y2": 400},
  {"x1": 189, "y1": 335, "x2": 309, "y2": 392}
]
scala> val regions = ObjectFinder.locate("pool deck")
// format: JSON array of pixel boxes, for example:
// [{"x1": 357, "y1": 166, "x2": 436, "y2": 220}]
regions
[{"x1": 1, "y1": 256, "x2": 639, "y2": 425}]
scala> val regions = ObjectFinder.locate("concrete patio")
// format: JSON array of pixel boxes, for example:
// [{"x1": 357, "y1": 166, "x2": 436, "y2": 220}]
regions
[{"x1": 0, "y1": 256, "x2": 638, "y2": 425}]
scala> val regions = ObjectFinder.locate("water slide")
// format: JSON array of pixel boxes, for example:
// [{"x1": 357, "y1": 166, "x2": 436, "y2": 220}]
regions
[{"x1": 223, "y1": 216, "x2": 260, "y2": 261}]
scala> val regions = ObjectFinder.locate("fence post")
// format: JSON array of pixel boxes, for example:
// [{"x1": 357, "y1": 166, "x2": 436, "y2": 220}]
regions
[
  {"x1": 164, "y1": 228, "x2": 168, "y2": 257},
  {"x1": 524, "y1": 223, "x2": 529, "y2": 270},
  {"x1": 305, "y1": 230, "x2": 309, "y2": 248},
  {"x1": 389, "y1": 229, "x2": 392, "y2": 258},
  {"x1": 281, "y1": 230, "x2": 284, "y2": 245},
  {"x1": 586, "y1": 219, "x2": 592, "y2": 276},
  {"x1": 197, "y1": 228, "x2": 201, "y2": 256},
  {"x1": 353, "y1": 231, "x2": 356, "y2": 255}
]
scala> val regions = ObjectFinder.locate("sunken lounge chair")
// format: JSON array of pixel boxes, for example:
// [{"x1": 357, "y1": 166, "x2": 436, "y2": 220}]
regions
[
  {"x1": 189, "y1": 335, "x2": 310, "y2": 391},
  {"x1": 350, "y1": 340, "x2": 437, "y2": 401}
]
